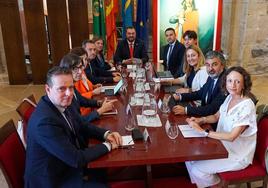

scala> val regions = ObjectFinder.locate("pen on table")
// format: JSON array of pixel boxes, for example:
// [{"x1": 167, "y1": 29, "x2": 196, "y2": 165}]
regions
[{"x1": 128, "y1": 140, "x2": 134, "y2": 144}]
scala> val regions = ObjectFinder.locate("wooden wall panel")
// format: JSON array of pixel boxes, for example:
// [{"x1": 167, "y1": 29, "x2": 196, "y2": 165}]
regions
[
  {"x1": 46, "y1": 0, "x2": 70, "y2": 66},
  {"x1": 68, "y1": 0, "x2": 89, "y2": 48},
  {"x1": 0, "y1": 0, "x2": 28, "y2": 84},
  {"x1": 23, "y1": 0, "x2": 49, "y2": 84}
]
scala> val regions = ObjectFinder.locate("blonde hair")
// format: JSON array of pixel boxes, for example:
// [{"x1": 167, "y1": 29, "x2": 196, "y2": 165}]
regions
[{"x1": 183, "y1": 45, "x2": 205, "y2": 77}]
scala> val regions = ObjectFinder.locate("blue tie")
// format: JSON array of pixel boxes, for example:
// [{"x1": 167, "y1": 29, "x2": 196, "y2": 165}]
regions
[
  {"x1": 63, "y1": 109, "x2": 80, "y2": 149},
  {"x1": 167, "y1": 44, "x2": 173, "y2": 68},
  {"x1": 206, "y1": 79, "x2": 215, "y2": 104}
]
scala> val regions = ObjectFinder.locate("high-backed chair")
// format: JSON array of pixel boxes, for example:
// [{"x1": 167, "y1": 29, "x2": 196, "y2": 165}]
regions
[
  {"x1": 218, "y1": 115, "x2": 268, "y2": 188},
  {"x1": 16, "y1": 94, "x2": 37, "y2": 144},
  {"x1": 0, "y1": 119, "x2": 26, "y2": 188}
]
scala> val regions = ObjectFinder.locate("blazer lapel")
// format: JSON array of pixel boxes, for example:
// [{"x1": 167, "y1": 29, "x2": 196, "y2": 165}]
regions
[{"x1": 43, "y1": 96, "x2": 74, "y2": 138}]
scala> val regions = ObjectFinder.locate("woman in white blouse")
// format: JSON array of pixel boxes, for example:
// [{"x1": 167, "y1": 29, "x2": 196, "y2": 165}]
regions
[{"x1": 185, "y1": 66, "x2": 257, "y2": 188}]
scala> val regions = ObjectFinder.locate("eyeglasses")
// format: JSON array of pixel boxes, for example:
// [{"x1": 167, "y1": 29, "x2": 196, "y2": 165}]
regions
[{"x1": 73, "y1": 65, "x2": 84, "y2": 73}]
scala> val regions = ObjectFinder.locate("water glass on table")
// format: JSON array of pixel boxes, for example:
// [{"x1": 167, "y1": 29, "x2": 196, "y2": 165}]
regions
[{"x1": 165, "y1": 120, "x2": 178, "y2": 141}]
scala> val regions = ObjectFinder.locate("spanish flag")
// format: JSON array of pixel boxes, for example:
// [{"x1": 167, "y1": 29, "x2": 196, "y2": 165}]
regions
[{"x1": 105, "y1": 0, "x2": 118, "y2": 60}]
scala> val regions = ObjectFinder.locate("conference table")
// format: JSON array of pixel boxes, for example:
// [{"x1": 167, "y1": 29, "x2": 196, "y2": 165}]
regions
[{"x1": 89, "y1": 70, "x2": 228, "y2": 187}]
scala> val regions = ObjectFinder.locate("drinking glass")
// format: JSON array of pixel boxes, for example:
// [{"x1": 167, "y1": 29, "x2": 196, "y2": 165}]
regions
[
  {"x1": 165, "y1": 120, "x2": 178, "y2": 141},
  {"x1": 134, "y1": 78, "x2": 145, "y2": 105},
  {"x1": 160, "y1": 94, "x2": 171, "y2": 113},
  {"x1": 136, "y1": 68, "x2": 146, "y2": 82},
  {"x1": 144, "y1": 62, "x2": 151, "y2": 71},
  {"x1": 142, "y1": 94, "x2": 157, "y2": 124},
  {"x1": 154, "y1": 81, "x2": 161, "y2": 100},
  {"x1": 125, "y1": 96, "x2": 136, "y2": 131}
]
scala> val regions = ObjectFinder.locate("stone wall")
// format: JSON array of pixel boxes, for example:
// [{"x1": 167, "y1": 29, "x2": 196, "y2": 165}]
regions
[{"x1": 221, "y1": 0, "x2": 268, "y2": 75}]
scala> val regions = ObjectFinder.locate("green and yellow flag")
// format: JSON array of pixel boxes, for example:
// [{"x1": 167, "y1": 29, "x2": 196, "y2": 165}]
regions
[{"x1": 93, "y1": 0, "x2": 106, "y2": 40}]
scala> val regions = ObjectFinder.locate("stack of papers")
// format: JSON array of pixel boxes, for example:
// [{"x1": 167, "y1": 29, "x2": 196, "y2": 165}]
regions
[
  {"x1": 178, "y1": 125, "x2": 207, "y2": 138},
  {"x1": 137, "y1": 114, "x2": 162, "y2": 127}
]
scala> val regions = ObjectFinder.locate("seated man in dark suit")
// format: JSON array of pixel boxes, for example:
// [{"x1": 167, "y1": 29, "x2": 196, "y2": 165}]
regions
[
  {"x1": 170, "y1": 51, "x2": 227, "y2": 116},
  {"x1": 162, "y1": 27, "x2": 186, "y2": 78},
  {"x1": 113, "y1": 26, "x2": 149, "y2": 65},
  {"x1": 24, "y1": 66, "x2": 122, "y2": 188},
  {"x1": 82, "y1": 40, "x2": 121, "y2": 84}
]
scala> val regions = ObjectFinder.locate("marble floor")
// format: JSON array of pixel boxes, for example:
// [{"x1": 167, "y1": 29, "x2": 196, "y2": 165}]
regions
[{"x1": 0, "y1": 75, "x2": 268, "y2": 187}]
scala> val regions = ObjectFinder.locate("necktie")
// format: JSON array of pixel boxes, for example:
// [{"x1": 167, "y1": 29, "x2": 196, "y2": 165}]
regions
[
  {"x1": 167, "y1": 44, "x2": 173, "y2": 67},
  {"x1": 206, "y1": 79, "x2": 215, "y2": 104},
  {"x1": 129, "y1": 43, "x2": 134, "y2": 58},
  {"x1": 63, "y1": 109, "x2": 80, "y2": 148}
]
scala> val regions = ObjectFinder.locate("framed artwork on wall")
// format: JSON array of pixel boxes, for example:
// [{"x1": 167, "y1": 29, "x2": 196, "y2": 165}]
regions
[{"x1": 152, "y1": 0, "x2": 223, "y2": 65}]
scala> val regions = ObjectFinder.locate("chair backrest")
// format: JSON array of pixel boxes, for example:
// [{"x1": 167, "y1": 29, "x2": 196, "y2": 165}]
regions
[
  {"x1": 0, "y1": 119, "x2": 25, "y2": 188},
  {"x1": 16, "y1": 94, "x2": 37, "y2": 143},
  {"x1": 256, "y1": 115, "x2": 268, "y2": 169}
]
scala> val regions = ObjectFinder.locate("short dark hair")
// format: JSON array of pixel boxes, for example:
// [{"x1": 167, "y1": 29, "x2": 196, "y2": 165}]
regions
[
  {"x1": 205, "y1": 50, "x2": 226, "y2": 66},
  {"x1": 81, "y1": 39, "x2": 94, "y2": 48},
  {"x1": 70, "y1": 47, "x2": 87, "y2": 57},
  {"x1": 126, "y1": 26, "x2": 136, "y2": 31},
  {"x1": 165, "y1": 27, "x2": 175, "y2": 34},
  {"x1": 183, "y1": 30, "x2": 197, "y2": 40},
  {"x1": 46, "y1": 66, "x2": 72, "y2": 87},
  {"x1": 221, "y1": 66, "x2": 252, "y2": 97},
  {"x1": 59, "y1": 53, "x2": 81, "y2": 70}
]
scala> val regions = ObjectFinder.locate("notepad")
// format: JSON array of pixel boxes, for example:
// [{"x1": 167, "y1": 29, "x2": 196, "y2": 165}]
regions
[
  {"x1": 122, "y1": 135, "x2": 134, "y2": 146},
  {"x1": 178, "y1": 125, "x2": 207, "y2": 138},
  {"x1": 102, "y1": 109, "x2": 118, "y2": 115}
]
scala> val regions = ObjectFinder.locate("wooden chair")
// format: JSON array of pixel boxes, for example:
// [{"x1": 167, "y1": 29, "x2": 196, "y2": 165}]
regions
[
  {"x1": 0, "y1": 119, "x2": 26, "y2": 188},
  {"x1": 218, "y1": 115, "x2": 268, "y2": 188},
  {"x1": 16, "y1": 94, "x2": 37, "y2": 144}
]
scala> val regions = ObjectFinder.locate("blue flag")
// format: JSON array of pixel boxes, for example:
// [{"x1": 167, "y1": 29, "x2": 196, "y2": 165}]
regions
[
  {"x1": 135, "y1": 0, "x2": 149, "y2": 48},
  {"x1": 122, "y1": 0, "x2": 133, "y2": 38}
]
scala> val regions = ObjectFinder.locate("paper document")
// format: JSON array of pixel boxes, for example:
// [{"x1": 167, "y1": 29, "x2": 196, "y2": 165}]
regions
[
  {"x1": 137, "y1": 114, "x2": 162, "y2": 127},
  {"x1": 102, "y1": 109, "x2": 118, "y2": 115},
  {"x1": 101, "y1": 85, "x2": 116, "y2": 92},
  {"x1": 178, "y1": 125, "x2": 207, "y2": 138},
  {"x1": 122, "y1": 135, "x2": 134, "y2": 146}
]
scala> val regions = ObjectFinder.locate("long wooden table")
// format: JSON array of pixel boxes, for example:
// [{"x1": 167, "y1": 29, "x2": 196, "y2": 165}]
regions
[{"x1": 89, "y1": 76, "x2": 228, "y2": 187}]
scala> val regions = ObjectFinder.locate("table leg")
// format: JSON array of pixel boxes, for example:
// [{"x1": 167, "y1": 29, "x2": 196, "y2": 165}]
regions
[{"x1": 146, "y1": 165, "x2": 153, "y2": 188}]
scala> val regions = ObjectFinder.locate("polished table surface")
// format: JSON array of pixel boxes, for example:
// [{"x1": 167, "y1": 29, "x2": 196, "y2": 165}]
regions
[{"x1": 88, "y1": 76, "x2": 228, "y2": 169}]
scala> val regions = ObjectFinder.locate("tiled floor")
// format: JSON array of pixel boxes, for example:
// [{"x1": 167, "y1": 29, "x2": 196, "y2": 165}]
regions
[{"x1": 0, "y1": 75, "x2": 267, "y2": 187}]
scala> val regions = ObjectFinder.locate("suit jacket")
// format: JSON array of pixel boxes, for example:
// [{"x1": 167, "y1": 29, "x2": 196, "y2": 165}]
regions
[
  {"x1": 73, "y1": 88, "x2": 100, "y2": 122},
  {"x1": 162, "y1": 40, "x2": 185, "y2": 78},
  {"x1": 179, "y1": 71, "x2": 227, "y2": 116},
  {"x1": 113, "y1": 38, "x2": 149, "y2": 64},
  {"x1": 85, "y1": 59, "x2": 114, "y2": 84},
  {"x1": 95, "y1": 53, "x2": 112, "y2": 70},
  {"x1": 24, "y1": 95, "x2": 108, "y2": 188}
]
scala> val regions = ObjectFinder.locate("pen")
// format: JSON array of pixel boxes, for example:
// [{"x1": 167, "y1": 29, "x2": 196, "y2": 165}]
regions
[{"x1": 128, "y1": 140, "x2": 134, "y2": 144}]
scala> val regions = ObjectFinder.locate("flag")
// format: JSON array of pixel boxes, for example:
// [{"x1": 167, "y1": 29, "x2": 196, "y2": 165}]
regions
[
  {"x1": 135, "y1": 0, "x2": 149, "y2": 48},
  {"x1": 105, "y1": 0, "x2": 118, "y2": 60},
  {"x1": 122, "y1": 0, "x2": 133, "y2": 38},
  {"x1": 92, "y1": 0, "x2": 106, "y2": 40}
]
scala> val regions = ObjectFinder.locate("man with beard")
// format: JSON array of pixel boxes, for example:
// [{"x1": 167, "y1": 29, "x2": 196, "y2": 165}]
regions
[
  {"x1": 170, "y1": 51, "x2": 227, "y2": 116},
  {"x1": 162, "y1": 27, "x2": 186, "y2": 78},
  {"x1": 113, "y1": 26, "x2": 149, "y2": 65}
]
